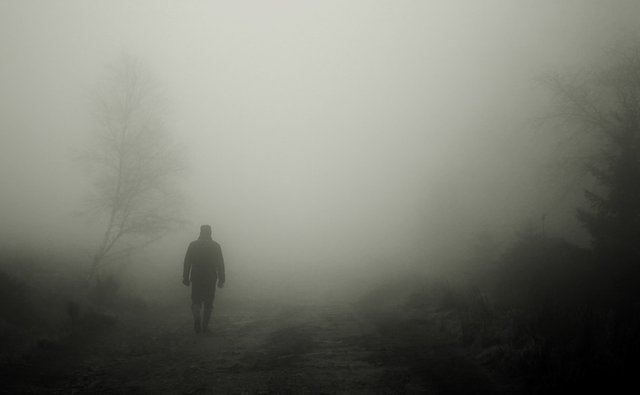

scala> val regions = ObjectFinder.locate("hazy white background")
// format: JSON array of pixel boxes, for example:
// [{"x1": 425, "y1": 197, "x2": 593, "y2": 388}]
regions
[{"x1": 2, "y1": 1, "x2": 640, "y2": 300}]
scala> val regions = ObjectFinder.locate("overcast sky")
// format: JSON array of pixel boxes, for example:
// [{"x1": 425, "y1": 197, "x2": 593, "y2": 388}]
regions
[{"x1": 2, "y1": 1, "x2": 640, "y2": 296}]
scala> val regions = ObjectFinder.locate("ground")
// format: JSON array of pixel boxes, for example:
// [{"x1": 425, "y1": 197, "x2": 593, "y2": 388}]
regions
[{"x1": 2, "y1": 300, "x2": 506, "y2": 395}]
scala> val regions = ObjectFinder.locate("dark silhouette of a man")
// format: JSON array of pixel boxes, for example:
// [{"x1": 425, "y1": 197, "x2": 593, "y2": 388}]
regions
[{"x1": 183, "y1": 225, "x2": 225, "y2": 334}]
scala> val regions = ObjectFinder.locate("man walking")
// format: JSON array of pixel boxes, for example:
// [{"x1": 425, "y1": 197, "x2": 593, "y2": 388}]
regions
[{"x1": 183, "y1": 225, "x2": 225, "y2": 334}]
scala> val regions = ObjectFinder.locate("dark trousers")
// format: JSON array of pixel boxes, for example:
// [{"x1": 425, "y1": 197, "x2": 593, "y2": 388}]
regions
[
  {"x1": 190, "y1": 281, "x2": 216, "y2": 331},
  {"x1": 191, "y1": 281, "x2": 216, "y2": 308}
]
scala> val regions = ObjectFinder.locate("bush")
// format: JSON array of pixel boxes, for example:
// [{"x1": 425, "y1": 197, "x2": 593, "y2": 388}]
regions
[{"x1": 0, "y1": 271, "x2": 37, "y2": 327}]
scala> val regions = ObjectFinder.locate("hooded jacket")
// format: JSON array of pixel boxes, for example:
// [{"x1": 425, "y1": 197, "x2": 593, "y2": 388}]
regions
[{"x1": 183, "y1": 236, "x2": 225, "y2": 286}]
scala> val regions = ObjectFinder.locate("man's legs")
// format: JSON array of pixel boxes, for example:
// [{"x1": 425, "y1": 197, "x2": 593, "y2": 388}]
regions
[
  {"x1": 192, "y1": 282, "x2": 215, "y2": 334},
  {"x1": 202, "y1": 301, "x2": 213, "y2": 333},
  {"x1": 201, "y1": 286, "x2": 216, "y2": 334},
  {"x1": 191, "y1": 284, "x2": 204, "y2": 334},
  {"x1": 191, "y1": 302, "x2": 202, "y2": 334}
]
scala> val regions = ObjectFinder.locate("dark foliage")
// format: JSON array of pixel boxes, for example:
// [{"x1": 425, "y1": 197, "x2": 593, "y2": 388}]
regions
[{"x1": 547, "y1": 43, "x2": 640, "y2": 389}]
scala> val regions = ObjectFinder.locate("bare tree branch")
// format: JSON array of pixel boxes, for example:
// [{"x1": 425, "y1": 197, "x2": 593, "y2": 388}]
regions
[{"x1": 80, "y1": 56, "x2": 186, "y2": 282}]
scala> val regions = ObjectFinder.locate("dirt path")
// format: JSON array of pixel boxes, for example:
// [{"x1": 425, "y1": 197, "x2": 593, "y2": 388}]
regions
[{"x1": 3, "y1": 302, "x2": 502, "y2": 394}]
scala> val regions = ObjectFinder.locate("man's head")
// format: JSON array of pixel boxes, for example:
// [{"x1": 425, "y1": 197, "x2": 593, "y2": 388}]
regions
[{"x1": 200, "y1": 225, "x2": 212, "y2": 238}]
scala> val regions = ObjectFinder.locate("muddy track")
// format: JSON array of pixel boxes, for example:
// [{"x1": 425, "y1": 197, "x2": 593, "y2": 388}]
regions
[{"x1": 2, "y1": 303, "x2": 502, "y2": 394}]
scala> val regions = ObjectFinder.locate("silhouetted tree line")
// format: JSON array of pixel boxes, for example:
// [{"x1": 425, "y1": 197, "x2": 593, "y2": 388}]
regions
[
  {"x1": 489, "y1": 41, "x2": 640, "y2": 392},
  {"x1": 393, "y1": 42, "x2": 640, "y2": 393},
  {"x1": 549, "y1": 42, "x2": 640, "y2": 372}
]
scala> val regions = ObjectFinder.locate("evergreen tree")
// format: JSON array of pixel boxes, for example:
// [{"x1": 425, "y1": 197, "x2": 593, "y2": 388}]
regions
[
  {"x1": 548, "y1": 42, "x2": 640, "y2": 365},
  {"x1": 549, "y1": 44, "x2": 640, "y2": 284}
]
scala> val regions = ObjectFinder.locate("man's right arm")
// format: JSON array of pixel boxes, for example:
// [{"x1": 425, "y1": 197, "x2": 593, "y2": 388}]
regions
[
  {"x1": 182, "y1": 243, "x2": 193, "y2": 286},
  {"x1": 217, "y1": 245, "x2": 225, "y2": 288}
]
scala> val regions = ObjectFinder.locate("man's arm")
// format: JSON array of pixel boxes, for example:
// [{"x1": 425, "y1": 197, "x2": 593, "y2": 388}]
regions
[
  {"x1": 217, "y1": 245, "x2": 225, "y2": 288},
  {"x1": 182, "y1": 243, "x2": 193, "y2": 286}
]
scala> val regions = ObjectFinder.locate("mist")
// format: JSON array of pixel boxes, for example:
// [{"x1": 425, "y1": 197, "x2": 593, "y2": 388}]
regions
[{"x1": 3, "y1": 1, "x2": 640, "y2": 393}]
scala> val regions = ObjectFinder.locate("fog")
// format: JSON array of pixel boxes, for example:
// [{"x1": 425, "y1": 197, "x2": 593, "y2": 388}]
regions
[
  {"x1": 2, "y1": 1, "x2": 639, "y2": 300},
  {"x1": 6, "y1": 1, "x2": 640, "y2": 393}
]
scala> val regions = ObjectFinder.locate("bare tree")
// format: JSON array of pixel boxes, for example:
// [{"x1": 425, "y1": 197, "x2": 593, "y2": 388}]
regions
[{"x1": 82, "y1": 57, "x2": 185, "y2": 282}]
